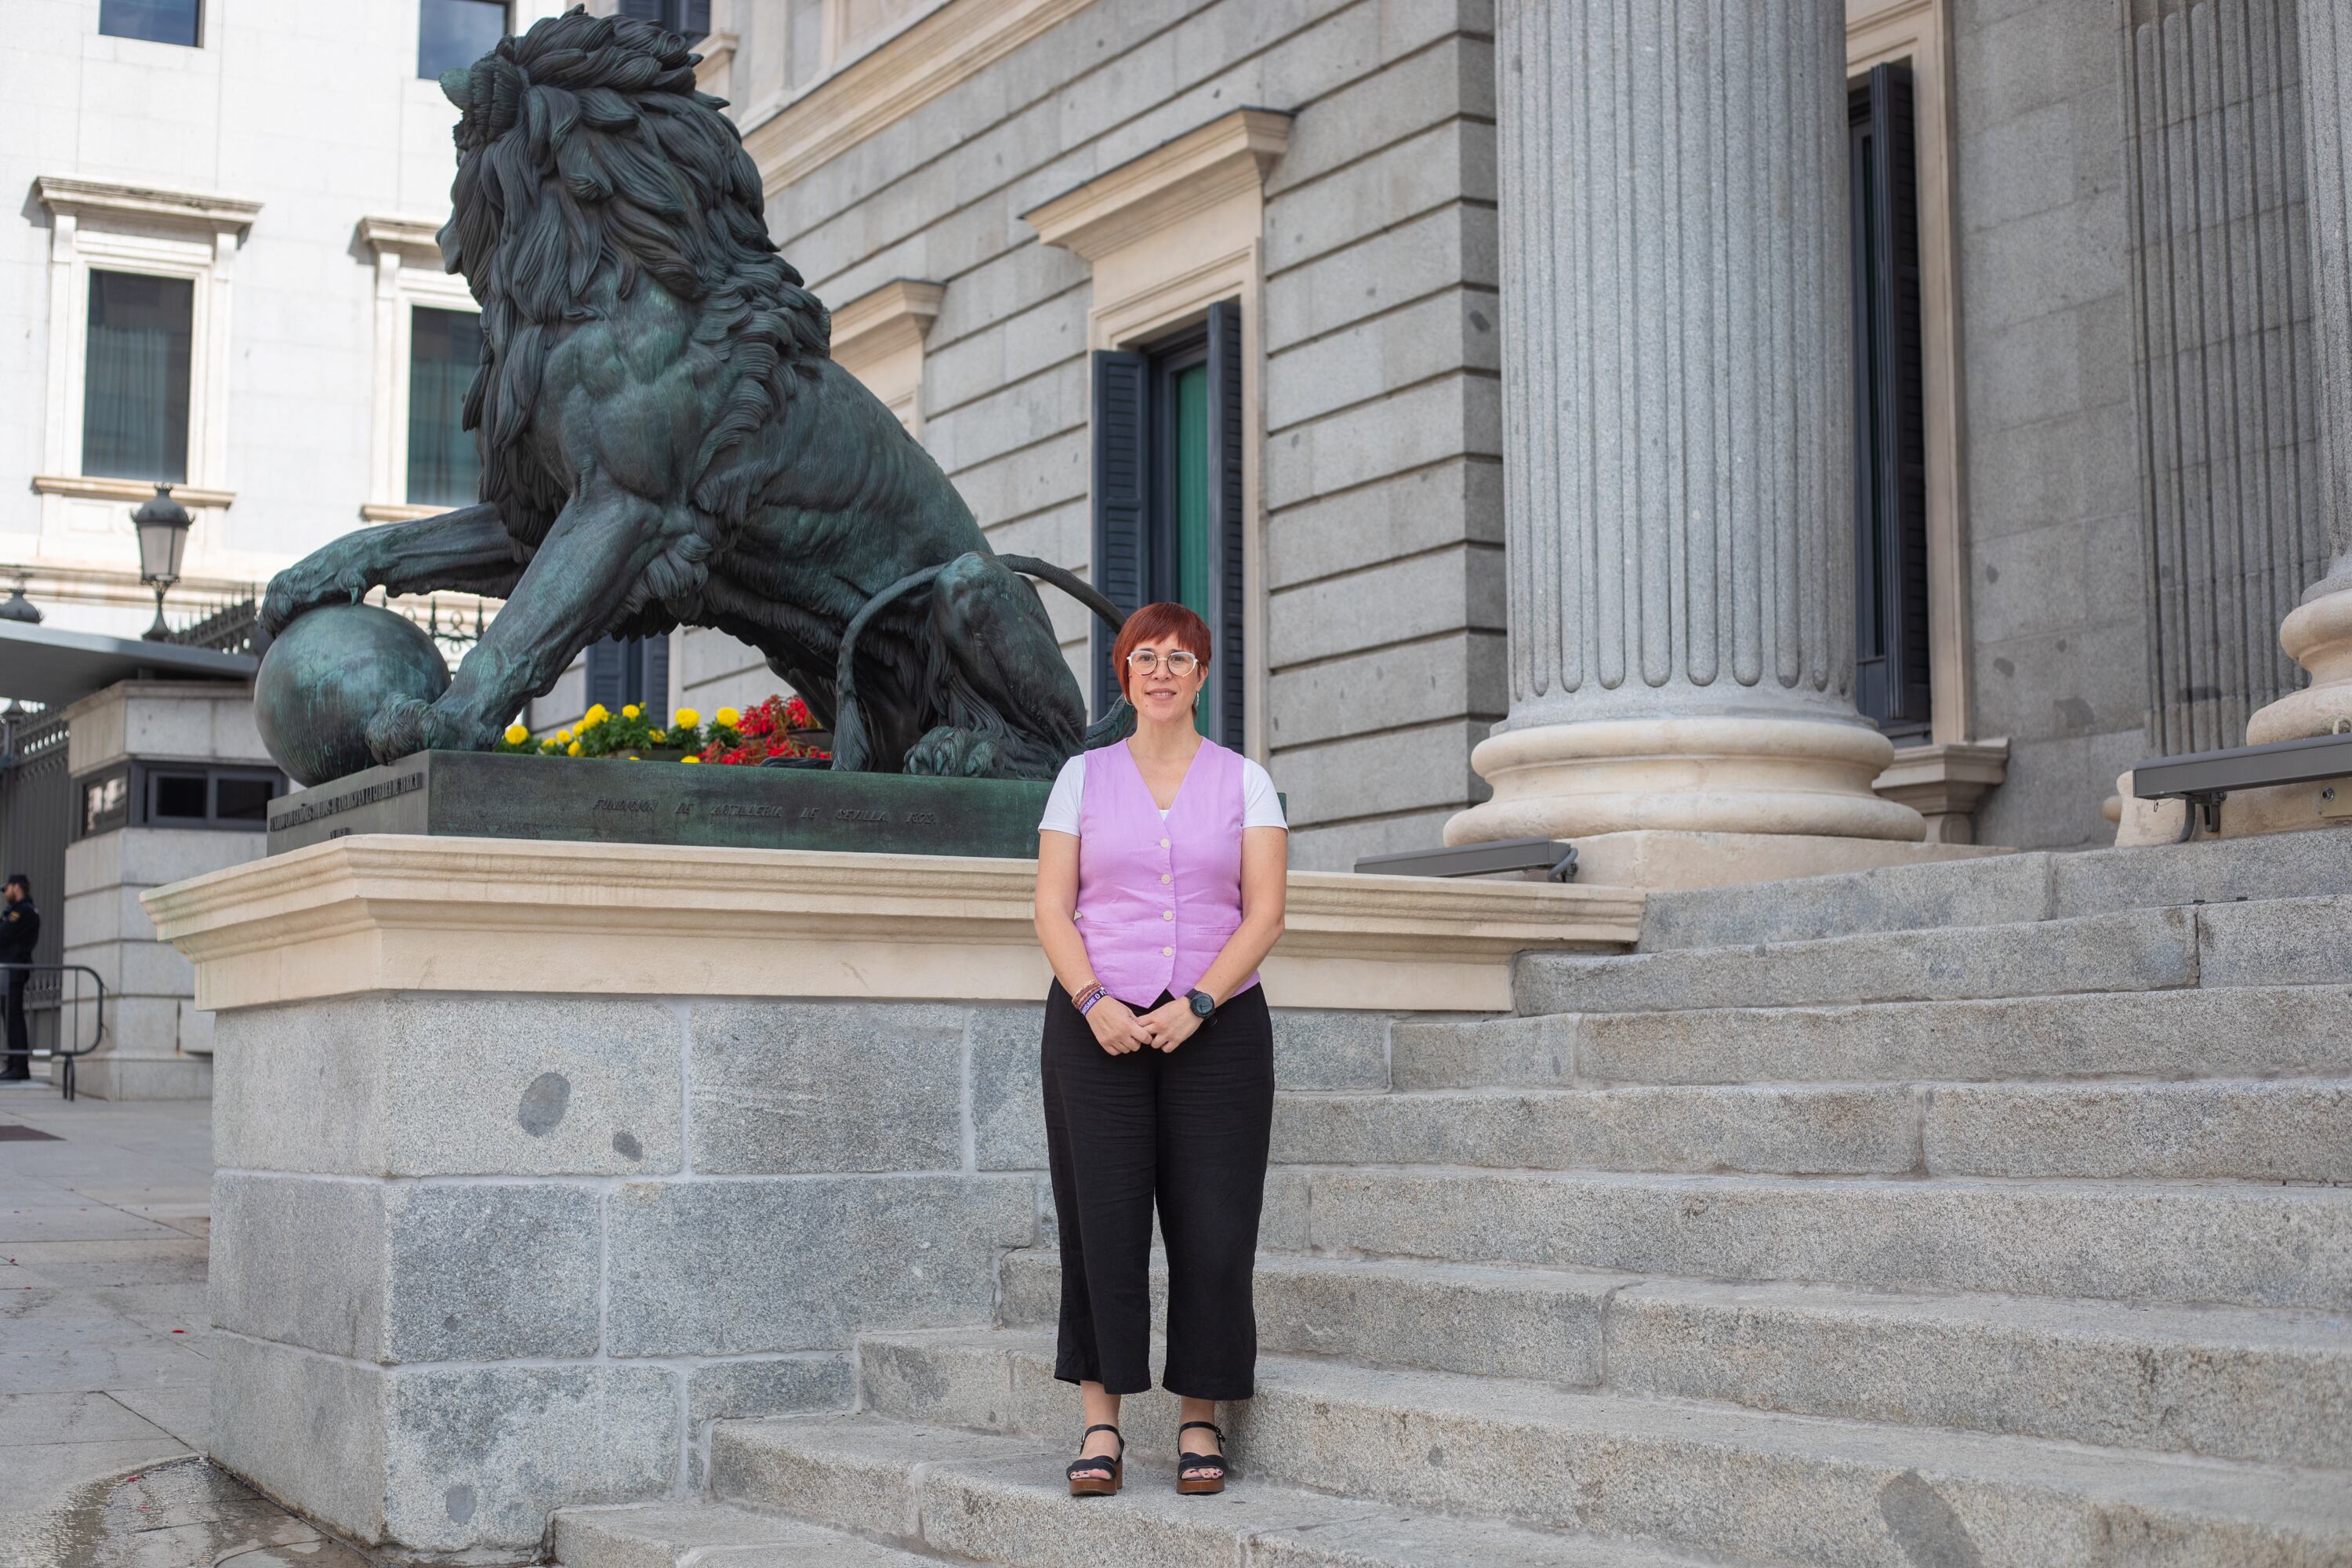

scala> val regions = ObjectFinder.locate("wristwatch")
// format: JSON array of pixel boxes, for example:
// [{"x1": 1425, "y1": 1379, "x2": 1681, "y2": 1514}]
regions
[{"x1": 1186, "y1": 989, "x2": 1217, "y2": 1020}]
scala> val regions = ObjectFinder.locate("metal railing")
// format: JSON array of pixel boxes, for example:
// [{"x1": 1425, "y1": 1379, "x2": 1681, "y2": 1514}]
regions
[{"x1": 2, "y1": 962, "x2": 107, "y2": 1103}]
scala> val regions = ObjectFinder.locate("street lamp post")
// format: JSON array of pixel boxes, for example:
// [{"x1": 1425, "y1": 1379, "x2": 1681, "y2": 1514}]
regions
[{"x1": 132, "y1": 485, "x2": 194, "y2": 642}]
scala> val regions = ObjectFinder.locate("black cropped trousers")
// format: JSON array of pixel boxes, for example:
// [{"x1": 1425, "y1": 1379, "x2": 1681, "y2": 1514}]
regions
[{"x1": 1041, "y1": 980, "x2": 1274, "y2": 1399}]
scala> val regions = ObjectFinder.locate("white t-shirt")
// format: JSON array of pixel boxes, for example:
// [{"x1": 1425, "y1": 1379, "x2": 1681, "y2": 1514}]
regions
[{"x1": 1038, "y1": 751, "x2": 1287, "y2": 837}]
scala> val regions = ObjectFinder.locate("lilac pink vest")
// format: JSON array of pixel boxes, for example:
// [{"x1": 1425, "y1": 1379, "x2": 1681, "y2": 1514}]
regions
[{"x1": 1075, "y1": 738, "x2": 1258, "y2": 1008}]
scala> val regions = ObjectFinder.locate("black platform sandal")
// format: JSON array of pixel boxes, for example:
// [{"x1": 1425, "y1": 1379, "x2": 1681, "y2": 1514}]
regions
[
  {"x1": 1176, "y1": 1421, "x2": 1227, "y2": 1495},
  {"x1": 1066, "y1": 1424, "x2": 1124, "y2": 1497}
]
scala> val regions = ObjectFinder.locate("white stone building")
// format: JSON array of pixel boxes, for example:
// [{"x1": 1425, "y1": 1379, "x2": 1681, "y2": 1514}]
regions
[
  {"x1": 0, "y1": 0, "x2": 575, "y2": 1098},
  {"x1": 0, "y1": 0, "x2": 586, "y2": 641}
]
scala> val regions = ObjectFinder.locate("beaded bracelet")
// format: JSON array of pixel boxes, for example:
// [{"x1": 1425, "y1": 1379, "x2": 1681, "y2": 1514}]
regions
[{"x1": 1072, "y1": 982, "x2": 1106, "y2": 1014}]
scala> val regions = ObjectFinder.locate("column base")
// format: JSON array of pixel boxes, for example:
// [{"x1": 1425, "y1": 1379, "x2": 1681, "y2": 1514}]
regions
[
  {"x1": 1447, "y1": 717, "x2": 1927, "y2": 846},
  {"x1": 2246, "y1": 586, "x2": 2352, "y2": 744}
]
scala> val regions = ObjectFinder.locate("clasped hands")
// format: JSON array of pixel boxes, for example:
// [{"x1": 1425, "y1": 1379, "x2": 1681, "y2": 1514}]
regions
[{"x1": 1084, "y1": 993, "x2": 1202, "y2": 1055}]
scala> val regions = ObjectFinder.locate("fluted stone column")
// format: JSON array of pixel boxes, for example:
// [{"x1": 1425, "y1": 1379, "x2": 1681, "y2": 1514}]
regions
[
  {"x1": 1448, "y1": 0, "x2": 1924, "y2": 849},
  {"x1": 2248, "y1": 0, "x2": 2352, "y2": 745}
]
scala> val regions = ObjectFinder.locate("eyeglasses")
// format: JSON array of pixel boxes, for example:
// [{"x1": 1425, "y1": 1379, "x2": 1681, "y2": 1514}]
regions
[{"x1": 1126, "y1": 648, "x2": 1200, "y2": 677}]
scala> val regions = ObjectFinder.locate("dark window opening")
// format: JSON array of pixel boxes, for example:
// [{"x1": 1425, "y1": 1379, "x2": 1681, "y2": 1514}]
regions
[
  {"x1": 419, "y1": 0, "x2": 507, "y2": 79},
  {"x1": 408, "y1": 307, "x2": 485, "y2": 507},
  {"x1": 1090, "y1": 300, "x2": 1247, "y2": 750},
  {"x1": 74, "y1": 764, "x2": 284, "y2": 838},
  {"x1": 617, "y1": 0, "x2": 713, "y2": 39},
  {"x1": 148, "y1": 772, "x2": 208, "y2": 821},
  {"x1": 214, "y1": 776, "x2": 275, "y2": 822},
  {"x1": 83, "y1": 271, "x2": 193, "y2": 484},
  {"x1": 100, "y1": 0, "x2": 200, "y2": 46},
  {"x1": 1850, "y1": 61, "x2": 1933, "y2": 739},
  {"x1": 585, "y1": 635, "x2": 671, "y2": 725}
]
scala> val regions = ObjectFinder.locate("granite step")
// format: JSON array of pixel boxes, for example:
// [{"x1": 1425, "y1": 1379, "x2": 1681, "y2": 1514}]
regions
[
  {"x1": 1269, "y1": 1167, "x2": 2352, "y2": 1309},
  {"x1": 1392, "y1": 985, "x2": 2352, "y2": 1090},
  {"x1": 1515, "y1": 896, "x2": 2352, "y2": 1016},
  {"x1": 1269, "y1": 1079, "x2": 2352, "y2": 1182},
  {"x1": 711, "y1": 1413, "x2": 1759, "y2": 1568},
  {"x1": 1634, "y1": 831, "x2": 2352, "y2": 951},
  {"x1": 1274, "y1": 1083, "x2": 1922, "y2": 1175},
  {"x1": 552, "y1": 1499, "x2": 942, "y2": 1566},
  {"x1": 849, "y1": 1327, "x2": 2352, "y2": 1568},
  {"x1": 995, "y1": 1248, "x2": 2352, "y2": 1467}
]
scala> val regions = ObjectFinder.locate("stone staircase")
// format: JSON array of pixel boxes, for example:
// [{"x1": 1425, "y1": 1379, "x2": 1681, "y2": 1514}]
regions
[{"x1": 553, "y1": 833, "x2": 2352, "y2": 1568}]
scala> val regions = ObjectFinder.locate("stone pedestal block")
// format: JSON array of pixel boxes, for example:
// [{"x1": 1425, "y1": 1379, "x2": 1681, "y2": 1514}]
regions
[{"x1": 146, "y1": 837, "x2": 1638, "y2": 1561}]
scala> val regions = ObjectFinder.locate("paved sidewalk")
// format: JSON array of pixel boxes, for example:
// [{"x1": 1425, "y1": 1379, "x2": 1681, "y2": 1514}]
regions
[{"x1": 0, "y1": 1083, "x2": 365, "y2": 1567}]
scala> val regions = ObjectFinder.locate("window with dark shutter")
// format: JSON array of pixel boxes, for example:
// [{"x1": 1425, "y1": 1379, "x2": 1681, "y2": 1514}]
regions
[
  {"x1": 407, "y1": 307, "x2": 483, "y2": 507},
  {"x1": 1091, "y1": 350, "x2": 1150, "y2": 717},
  {"x1": 1849, "y1": 61, "x2": 1932, "y2": 737},
  {"x1": 418, "y1": 0, "x2": 505, "y2": 78},
  {"x1": 583, "y1": 635, "x2": 671, "y2": 724},
  {"x1": 1090, "y1": 306, "x2": 1250, "y2": 746},
  {"x1": 618, "y1": 0, "x2": 711, "y2": 38},
  {"x1": 83, "y1": 271, "x2": 192, "y2": 484},
  {"x1": 99, "y1": 0, "x2": 200, "y2": 46}
]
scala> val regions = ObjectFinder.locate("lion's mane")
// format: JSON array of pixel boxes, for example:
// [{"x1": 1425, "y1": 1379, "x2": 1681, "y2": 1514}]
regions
[{"x1": 438, "y1": 8, "x2": 828, "y2": 605}]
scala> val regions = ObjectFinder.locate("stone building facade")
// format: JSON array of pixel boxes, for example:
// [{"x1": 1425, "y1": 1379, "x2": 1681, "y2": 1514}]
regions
[
  {"x1": 4, "y1": 0, "x2": 2338, "y2": 872},
  {"x1": 652, "y1": 0, "x2": 2339, "y2": 865}
]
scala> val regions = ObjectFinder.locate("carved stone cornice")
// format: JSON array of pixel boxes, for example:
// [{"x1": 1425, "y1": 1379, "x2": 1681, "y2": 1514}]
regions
[
  {"x1": 828, "y1": 278, "x2": 945, "y2": 376},
  {"x1": 742, "y1": 0, "x2": 1100, "y2": 195},
  {"x1": 354, "y1": 216, "x2": 446, "y2": 264},
  {"x1": 35, "y1": 176, "x2": 260, "y2": 234},
  {"x1": 143, "y1": 835, "x2": 1642, "y2": 1014},
  {"x1": 1022, "y1": 107, "x2": 1292, "y2": 263}
]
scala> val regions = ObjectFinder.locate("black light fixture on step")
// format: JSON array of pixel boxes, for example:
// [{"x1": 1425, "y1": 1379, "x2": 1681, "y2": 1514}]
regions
[{"x1": 133, "y1": 483, "x2": 194, "y2": 641}]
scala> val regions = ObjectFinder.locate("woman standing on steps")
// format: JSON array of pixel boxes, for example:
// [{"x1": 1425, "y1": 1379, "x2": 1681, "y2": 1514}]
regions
[{"x1": 1032, "y1": 601, "x2": 1289, "y2": 1498}]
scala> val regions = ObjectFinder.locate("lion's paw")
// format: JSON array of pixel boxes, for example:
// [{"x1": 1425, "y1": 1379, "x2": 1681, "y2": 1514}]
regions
[
  {"x1": 365, "y1": 698, "x2": 444, "y2": 765},
  {"x1": 904, "y1": 725, "x2": 999, "y2": 779},
  {"x1": 262, "y1": 544, "x2": 372, "y2": 636}
]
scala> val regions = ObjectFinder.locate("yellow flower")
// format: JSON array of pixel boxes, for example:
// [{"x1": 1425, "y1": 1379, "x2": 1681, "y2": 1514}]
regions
[
  {"x1": 622, "y1": 703, "x2": 640, "y2": 720},
  {"x1": 579, "y1": 711, "x2": 603, "y2": 731},
  {"x1": 566, "y1": 740, "x2": 583, "y2": 756},
  {"x1": 681, "y1": 755, "x2": 701, "y2": 765},
  {"x1": 584, "y1": 703, "x2": 608, "y2": 722},
  {"x1": 627, "y1": 754, "x2": 641, "y2": 761},
  {"x1": 674, "y1": 707, "x2": 701, "y2": 728},
  {"x1": 650, "y1": 729, "x2": 666, "y2": 743},
  {"x1": 715, "y1": 706, "x2": 741, "y2": 729},
  {"x1": 541, "y1": 739, "x2": 560, "y2": 753},
  {"x1": 556, "y1": 728, "x2": 572, "y2": 743},
  {"x1": 503, "y1": 724, "x2": 529, "y2": 745}
]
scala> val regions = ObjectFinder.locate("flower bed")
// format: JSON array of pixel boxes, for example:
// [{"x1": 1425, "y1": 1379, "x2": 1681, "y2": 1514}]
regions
[{"x1": 493, "y1": 694, "x2": 831, "y2": 764}]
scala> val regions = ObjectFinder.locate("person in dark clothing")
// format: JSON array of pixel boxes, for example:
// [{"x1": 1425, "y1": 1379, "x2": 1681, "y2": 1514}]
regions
[{"x1": 1, "y1": 874, "x2": 38, "y2": 1082}]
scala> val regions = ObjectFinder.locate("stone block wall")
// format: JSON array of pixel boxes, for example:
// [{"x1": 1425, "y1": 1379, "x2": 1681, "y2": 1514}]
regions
[
  {"x1": 205, "y1": 988, "x2": 1401, "y2": 1560},
  {"x1": 56, "y1": 681, "x2": 277, "y2": 1098},
  {"x1": 671, "y1": 0, "x2": 1506, "y2": 869},
  {"x1": 1949, "y1": 0, "x2": 2153, "y2": 847}
]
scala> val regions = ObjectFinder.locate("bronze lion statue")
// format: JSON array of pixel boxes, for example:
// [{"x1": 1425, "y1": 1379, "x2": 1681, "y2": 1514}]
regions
[{"x1": 262, "y1": 8, "x2": 1109, "y2": 779}]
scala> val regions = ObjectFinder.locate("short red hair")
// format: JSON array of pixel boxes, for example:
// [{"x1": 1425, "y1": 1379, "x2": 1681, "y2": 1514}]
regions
[{"x1": 1111, "y1": 601, "x2": 1212, "y2": 701}]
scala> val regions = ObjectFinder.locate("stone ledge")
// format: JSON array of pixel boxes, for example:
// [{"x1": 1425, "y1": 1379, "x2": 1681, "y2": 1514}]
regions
[
  {"x1": 1874, "y1": 739, "x2": 2011, "y2": 844},
  {"x1": 143, "y1": 835, "x2": 1640, "y2": 1013}
]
